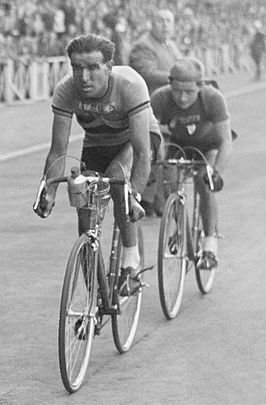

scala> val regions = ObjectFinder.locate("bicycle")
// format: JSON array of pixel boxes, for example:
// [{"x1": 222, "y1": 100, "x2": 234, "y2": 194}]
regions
[
  {"x1": 33, "y1": 159, "x2": 150, "y2": 393},
  {"x1": 157, "y1": 144, "x2": 217, "y2": 320}
]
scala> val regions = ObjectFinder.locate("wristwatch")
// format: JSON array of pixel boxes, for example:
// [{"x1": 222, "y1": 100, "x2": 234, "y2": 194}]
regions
[{"x1": 132, "y1": 191, "x2": 141, "y2": 202}]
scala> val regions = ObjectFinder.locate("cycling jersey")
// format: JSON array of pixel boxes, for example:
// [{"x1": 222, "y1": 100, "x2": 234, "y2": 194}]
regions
[
  {"x1": 151, "y1": 84, "x2": 229, "y2": 151},
  {"x1": 52, "y1": 65, "x2": 160, "y2": 147}
]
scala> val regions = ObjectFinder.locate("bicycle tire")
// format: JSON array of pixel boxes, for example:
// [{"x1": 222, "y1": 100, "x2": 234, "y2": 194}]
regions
[
  {"x1": 157, "y1": 193, "x2": 187, "y2": 320},
  {"x1": 58, "y1": 234, "x2": 97, "y2": 393},
  {"x1": 111, "y1": 225, "x2": 144, "y2": 353},
  {"x1": 194, "y1": 212, "x2": 216, "y2": 294}
]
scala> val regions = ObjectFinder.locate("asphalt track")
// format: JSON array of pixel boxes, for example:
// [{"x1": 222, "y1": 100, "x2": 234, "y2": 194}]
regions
[{"x1": 1, "y1": 72, "x2": 266, "y2": 404}]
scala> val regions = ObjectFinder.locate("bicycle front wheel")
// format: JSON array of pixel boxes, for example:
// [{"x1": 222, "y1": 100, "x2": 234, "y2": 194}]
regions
[
  {"x1": 112, "y1": 226, "x2": 144, "y2": 353},
  {"x1": 158, "y1": 193, "x2": 187, "y2": 320},
  {"x1": 194, "y1": 214, "x2": 216, "y2": 294},
  {"x1": 58, "y1": 234, "x2": 97, "y2": 393}
]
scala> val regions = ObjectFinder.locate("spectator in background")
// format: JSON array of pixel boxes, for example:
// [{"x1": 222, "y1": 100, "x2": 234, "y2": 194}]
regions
[
  {"x1": 250, "y1": 20, "x2": 265, "y2": 80},
  {"x1": 103, "y1": 10, "x2": 130, "y2": 65},
  {"x1": 53, "y1": 1, "x2": 66, "y2": 40},
  {"x1": 129, "y1": 8, "x2": 182, "y2": 216},
  {"x1": 129, "y1": 8, "x2": 182, "y2": 95},
  {"x1": 103, "y1": 11, "x2": 124, "y2": 65}
]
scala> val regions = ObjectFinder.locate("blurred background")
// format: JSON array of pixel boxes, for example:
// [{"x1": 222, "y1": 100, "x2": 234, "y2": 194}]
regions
[
  {"x1": 0, "y1": 0, "x2": 265, "y2": 59},
  {"x1": 0, "y1": 0, "x2": 265, "y2": 105}
]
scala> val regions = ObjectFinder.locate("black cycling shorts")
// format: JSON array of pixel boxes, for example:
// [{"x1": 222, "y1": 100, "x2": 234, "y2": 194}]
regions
[{"x1": 81, "y1": 131, "x2": 161, "y2": 173}]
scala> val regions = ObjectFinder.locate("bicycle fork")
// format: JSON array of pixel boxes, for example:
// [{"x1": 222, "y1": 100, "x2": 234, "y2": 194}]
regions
[{"x1": 177, "y1": 190, "x2": 195, "y2": 267}]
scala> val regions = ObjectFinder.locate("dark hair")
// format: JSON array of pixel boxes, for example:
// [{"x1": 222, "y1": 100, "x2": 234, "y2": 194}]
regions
[
  {"x1": 66, "y1": 34, "x2": 115, "y2": 63},
  {"x1": 168, "y1": 57, "x2": 205, "y2": 85}
]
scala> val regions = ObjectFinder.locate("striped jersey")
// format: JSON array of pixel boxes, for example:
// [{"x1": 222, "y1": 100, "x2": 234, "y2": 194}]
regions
[{"x1": 52, "y1": 65, "x2": 160, "y2": 147}]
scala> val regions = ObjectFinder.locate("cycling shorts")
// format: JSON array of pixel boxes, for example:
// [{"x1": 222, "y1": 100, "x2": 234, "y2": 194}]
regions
[{"x1": 81, "y1": 131, "x2": 161, "y2": 173}]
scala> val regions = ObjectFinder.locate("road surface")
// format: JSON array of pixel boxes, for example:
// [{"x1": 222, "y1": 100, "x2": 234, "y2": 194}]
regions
[{"x1": 1, "y1": 75, "x2": 266, "y2": 404}]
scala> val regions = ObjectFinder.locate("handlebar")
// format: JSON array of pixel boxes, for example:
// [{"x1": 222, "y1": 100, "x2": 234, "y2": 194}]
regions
[
  {"x1": 33, "y1": 172, "x2": 130, "y2": 215},
  {"x1": 46, "y1": 174, "x2": 126, "y2": 187},
  {"x1": 157, "y1": 144, "x2": 215, "y2": 191}
]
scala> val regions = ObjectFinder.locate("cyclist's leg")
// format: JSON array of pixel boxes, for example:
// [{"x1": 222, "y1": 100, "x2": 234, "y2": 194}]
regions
[
  {"x1": 194, "y1": 149, "x2": 218, "y2": 267},
  {"x1": 193, "y1": 124, "x2": 222, "y2": 244},
  {"x1": 140, "y1": 134, "x2": 164, "y2": 217},
  {"x1": 105, "y1": 132, "x2": 160, "y2": 247},
  {"x1": 106, "y1": 133, "x2": 160, "y2": 294},
  {"x1": 104, "y1": 142, "x2": 141, "y2": 294}
]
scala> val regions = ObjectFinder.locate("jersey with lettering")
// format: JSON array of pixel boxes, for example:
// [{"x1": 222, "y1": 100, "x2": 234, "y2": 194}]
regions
[
  {"x1": 151, "y1": 84, "x2": 229, "y2": 150},
  {"x1": 52, "y1": 65, "x2": 160, "y2": 147}
]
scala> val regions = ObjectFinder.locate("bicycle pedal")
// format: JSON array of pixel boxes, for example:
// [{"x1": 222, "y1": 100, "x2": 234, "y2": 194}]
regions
[{"x1": 140, "y1": 282, "x2": 150, "y2": 288}]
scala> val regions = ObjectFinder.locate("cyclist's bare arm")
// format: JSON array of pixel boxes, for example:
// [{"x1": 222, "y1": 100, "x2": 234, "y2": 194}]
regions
[
  {"x1": 129, "y1": 107, "x2": 151, "y2": 194},
  {"x1": 34, "y1": 113, "x2": 72, "y2": 218},
  {"x1": 213, "y1": 118, "x2": 232, "y2": 174},
  {"x1": 44, "y1": 113, "x2": 72, "y2": 197}
]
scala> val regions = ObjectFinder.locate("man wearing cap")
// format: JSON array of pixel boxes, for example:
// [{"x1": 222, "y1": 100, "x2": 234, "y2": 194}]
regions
[{"x1": 151, "y1": 57, "x2": 233, "y2": 270}]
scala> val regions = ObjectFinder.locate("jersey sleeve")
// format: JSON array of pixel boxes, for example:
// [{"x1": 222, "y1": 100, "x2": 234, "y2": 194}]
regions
[
  {"x1": 52, "y1": 75, "x2": 75, "y2": 118},
  {"x1": 121, "y1": 73, "x2": 150, "y2": 117},
  {"x1": 203, "y1": 87, "x2": 230, "y2": 123}
]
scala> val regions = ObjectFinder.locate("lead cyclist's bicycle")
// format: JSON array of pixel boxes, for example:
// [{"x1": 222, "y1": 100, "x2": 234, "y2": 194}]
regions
[
  {"x1": 157, "y1": 145, "x2": 218, "y2": 320},
  {"x1": 33, "y1": 159, "x2": 149, "y2": 393}
]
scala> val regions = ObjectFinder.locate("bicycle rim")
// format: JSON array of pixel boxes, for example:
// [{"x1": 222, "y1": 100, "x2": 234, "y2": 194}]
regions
[
  {"x1": 112, "y1": 226, "x2": 144, "y2": 353},
  {"x1": 58, "y1": 234, "x2": 97, "y2": 393},
  {"x1": 194, "y1": 215, "x2": 216, "y2": 294},
  {"x1": 158, "y1": 193, "x2": 187, "y2": 319}
]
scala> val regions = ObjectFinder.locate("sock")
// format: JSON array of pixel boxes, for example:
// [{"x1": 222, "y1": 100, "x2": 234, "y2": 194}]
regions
[
  {"x1": 202, "y1": 236, "x2": 217, "y2": 256},
  {"x1": 121, "y1": 245, "x2": 140, "y2": 270}
]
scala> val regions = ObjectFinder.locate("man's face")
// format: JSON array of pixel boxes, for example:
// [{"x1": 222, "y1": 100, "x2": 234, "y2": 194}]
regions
[
  {"x1": 170, "y1": 80, "x2": 200, "y2": 109},
  {"x1": 152, "y1": 10, "x2": 174, "y2": 41},
  {"x1": 70, "y1": 51, "x2": 112, "y2": 98}
]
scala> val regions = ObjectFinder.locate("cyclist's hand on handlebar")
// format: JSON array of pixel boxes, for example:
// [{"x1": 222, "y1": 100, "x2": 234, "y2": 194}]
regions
[
  {"x1": 33, "y1": 183, "x2": 55, "y2": 218},
  {"x1": 203, "y1": 169, "x2": 224, "y2": 192},
  {"x1": 37, "y1": 193, "x2": 55, "y2": 218},
  {"x1": 128, "y1": 193, "x2": 145, "y2": 222}
]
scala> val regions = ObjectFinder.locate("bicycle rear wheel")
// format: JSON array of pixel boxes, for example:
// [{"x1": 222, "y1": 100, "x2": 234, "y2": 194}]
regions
[
  {"x1": 112, "y1": 226, "x2": 144, "y2": 353},
  {"x1": 58, "y1": 234, "x2": 97, "y2": 393},
  {"x1": 194, "y1": 212, "x2": 216, "y2": 294},
  {"x1": 158, "y1": 193, "x2": 187, "y2": 319}
]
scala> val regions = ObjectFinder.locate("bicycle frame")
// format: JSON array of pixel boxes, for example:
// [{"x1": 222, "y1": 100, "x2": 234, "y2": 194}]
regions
[
  {"x1": 94, "y1": 223, "x2": 121, "y2": 316},
  {"x1": 34, "y1": 171, "x2": 127, "y2": 319},
  {"x1": 162, "y1": 144, "x2": 211, "y2": 265},
  {"x1": 77, "y1": 181, "x2": 123, "y2": 329},
  {"x1": 174, "y1": 165, "x2": 199, "y2": 266}
]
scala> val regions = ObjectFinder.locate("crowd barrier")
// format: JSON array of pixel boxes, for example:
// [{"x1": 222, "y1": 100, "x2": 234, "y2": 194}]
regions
[
  {"x1": 0, "y1": 45, "x2": 253, "y2": 106},
  {"x1": 0, "y1": 56, "x2": 70, "y2": 105}
]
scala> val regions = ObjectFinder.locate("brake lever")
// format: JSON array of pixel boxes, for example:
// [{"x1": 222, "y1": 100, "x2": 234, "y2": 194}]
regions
[
  {"x1": 124, "y1": 182, "x2": 129, "y2": 216},
  {"x1": 206, "y1": 164, "x2": 214, "y2": 191},
  {"x1": 33, "y1": 177, "x2": 47, "y2": 212}
]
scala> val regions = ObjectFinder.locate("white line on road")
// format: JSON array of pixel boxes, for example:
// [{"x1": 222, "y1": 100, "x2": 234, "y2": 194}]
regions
[{"x1": 0, "y1": 133, "x2": 83, "y2": 162}]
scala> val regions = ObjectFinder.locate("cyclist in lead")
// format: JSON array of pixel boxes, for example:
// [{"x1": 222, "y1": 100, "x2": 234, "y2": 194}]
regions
[
  {"x1": 34, "y1": 33, "x2": 161, "y2": 294},
  {"x1": 151, "y1": 57, "x2": 233, "y2": 270}
]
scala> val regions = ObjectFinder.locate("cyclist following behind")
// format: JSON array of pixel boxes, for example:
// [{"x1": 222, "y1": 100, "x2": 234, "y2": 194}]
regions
[
  {"x1": 151, "y1": 57, "x2": 233, "y2": 270},
  {"x1": 34, "y1": 33, "x2": 161, "y2": 294}
]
